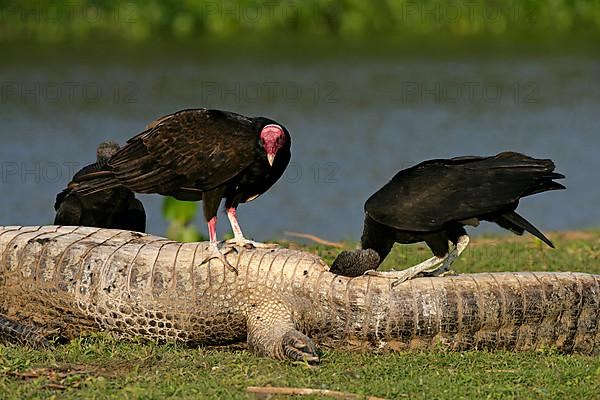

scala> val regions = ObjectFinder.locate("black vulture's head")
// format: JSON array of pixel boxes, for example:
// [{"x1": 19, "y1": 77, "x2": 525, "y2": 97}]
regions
[{"x1": 96, "y1": 141, "x2": 120, "y2": 164}]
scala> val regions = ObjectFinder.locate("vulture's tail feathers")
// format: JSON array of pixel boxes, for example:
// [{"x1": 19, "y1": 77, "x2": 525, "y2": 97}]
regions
[{"x1": 497, "y1": 211, "x2": 555, "y2": 248}]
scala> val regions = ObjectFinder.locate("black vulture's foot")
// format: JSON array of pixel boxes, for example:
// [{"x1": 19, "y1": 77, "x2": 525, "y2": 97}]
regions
[
  {"x1": 364, "y1": 255, "x2": 447, "y2": 287},
  {"x1": 438, "y1": 269, "x2": 458, "y2": 277},
  {"x1": 414, "y1": 235, "x2": 469, "y2": 279},
  {"x1": 363, "y1": 269, "x2": 425, "y2": 286},
  {"x1": 282, "y1": 329, "x2": 320, "y2": 365},
  {"x1": 415, "y1": 261, "x2": 450, "y2": 278},
  {"x1": 416, "y1": 267, "x2": 458, "y2": 278},
  {"x1": 225, "y1": 237, "x2": 278, "y2": 250},
  {"x1": 330, "y1": 249, "x2": 380, "y2": 277},
  {"x1": 200, "y1": 242, "x2": 238, "y2": 273}
]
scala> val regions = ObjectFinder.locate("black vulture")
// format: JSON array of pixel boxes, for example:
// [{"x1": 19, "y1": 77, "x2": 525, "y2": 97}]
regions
[
  {"x1": 332, "y1": 152, "x2": 565, "y2": 285},
  {"x1": 54, "y1": 141, "x2": 146, "y2": 232},
  {"x1": 70, "y1": 109, "x2": 291, "y2": 267}
]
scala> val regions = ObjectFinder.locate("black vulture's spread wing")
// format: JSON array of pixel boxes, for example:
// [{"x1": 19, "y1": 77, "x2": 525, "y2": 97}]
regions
[
  {"x1": 365, "y1": 152, "x2": 565, "y2": 231},
  {"x1": 76, "y1": 109, "x2": 259, "y2": 195}
]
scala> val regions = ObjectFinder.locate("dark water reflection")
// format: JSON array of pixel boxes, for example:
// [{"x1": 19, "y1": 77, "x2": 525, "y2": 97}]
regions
[{"x1": 1, "y1": 48, "x2": 598, "y2": 240}]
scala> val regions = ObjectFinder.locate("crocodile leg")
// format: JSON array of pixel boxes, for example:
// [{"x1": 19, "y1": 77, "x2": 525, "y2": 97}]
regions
[
  {"x1": 246, "y1": 300, "x2": 319, "y2": 364},
  {"x1": 0, "y1": 314, "x2": 50, "y2": 348},
  {"x1": 282, "y1": 330, "x2": 319, "y2": 364}
]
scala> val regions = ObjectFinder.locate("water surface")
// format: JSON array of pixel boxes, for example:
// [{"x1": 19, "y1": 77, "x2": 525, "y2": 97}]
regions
[{"x1": 1, "y1": 48, "x2": 598, "y2": 240}]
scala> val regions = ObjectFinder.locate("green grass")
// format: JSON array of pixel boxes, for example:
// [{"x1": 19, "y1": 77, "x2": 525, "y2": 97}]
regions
[
  {"x1": 1, "y1": 231, "x2": 599, "y2": 399},
  {"x1": 2, "y1": 0, "x2": 600, "y2": 43}
]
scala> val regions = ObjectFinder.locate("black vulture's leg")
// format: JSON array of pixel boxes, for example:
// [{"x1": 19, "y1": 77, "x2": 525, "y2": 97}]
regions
[
  {"x1": 428, "y1": 234, "x2": 469, "y2": 277},
  {"x1": 364, "y1": 234, "x2": 460, "y2": 286},
  {"x1": 375, "y1": 235, "x2": 469, "y2": 286},
  {"x1": 401, "y1": 234, "x2": 470, "y2": 281},
  {"x1": 224, "y1": 206, "x2": 277, "y2": 249},
  {"x1": 364, "y1": 254, "x2": 448, "y2": 286}
]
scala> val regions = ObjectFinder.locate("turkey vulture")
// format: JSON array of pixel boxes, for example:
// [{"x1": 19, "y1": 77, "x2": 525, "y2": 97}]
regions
[
  {"x1": 336, "y1": 152, "x2": 565, "y2": 285},
  {"x1": 71, "y1": 109, "x2": 291, "y2": 267},
  {"x1": 54, "y1": 141, "x2": 146, "y2": 232}
]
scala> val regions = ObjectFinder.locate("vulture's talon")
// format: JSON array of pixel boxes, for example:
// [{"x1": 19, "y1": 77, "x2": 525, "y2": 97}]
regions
[
  {"x1": 225, "y1": 238, "x2": 278, "y2": 250},
  {"x1": 363, "y1": 270, "x2": 411, "y2": 286},
  {"x1": 200, "y1": 243, "x2": 238, "y2": 273},
  {"x1": 439, "y1": 269, "x2": 458, "y2": 277}
]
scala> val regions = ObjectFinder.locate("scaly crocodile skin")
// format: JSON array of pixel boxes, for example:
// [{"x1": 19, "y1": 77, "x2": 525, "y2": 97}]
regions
[{"x1": 1, "y1": 226, "x2": 599, "y2": 362}]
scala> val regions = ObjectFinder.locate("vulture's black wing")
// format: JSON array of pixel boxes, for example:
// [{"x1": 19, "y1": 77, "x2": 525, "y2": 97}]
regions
[
  {"x1": 365, "y1": 152, "x2": 565, "y2": 232},
  {"x1": 54, "y1": 157, "x2": 112, "y2": 223},
  {"x1": 53, "y1": 190, "x2": 83, "y2": 225},
  {"x1": 74, "y1": 109, "x2": 260, "y2": 195},
  {"x1": 116, "y1": 197, "x2": 146, "y2": 232},
  {"x1": 54, "y1": 153, "x2": 115, "y2": 210}
]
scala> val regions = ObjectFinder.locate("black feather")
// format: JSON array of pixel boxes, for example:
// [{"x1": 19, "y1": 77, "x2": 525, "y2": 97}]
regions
[
  {"x1": 498, "y1": 211, "x2": 554, "y2": 248},
  {"x1": 65, "y1": 109, "x2": 291, "y2": 237},
  {"x1": 360, "y1": 151, "x2": 564, "y2": 267},
  {"x1": 54, "y1": 141, "x2": 146, "y2": 232}
]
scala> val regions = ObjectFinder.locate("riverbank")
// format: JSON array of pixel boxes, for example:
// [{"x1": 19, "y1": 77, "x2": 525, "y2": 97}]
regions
[
  {"x1": 1, "y1": 0, "x2": 599, "y2": 44},
  {"x1": 282, "y1": 229, "x2": 600, "y2": 272},
  {"x1": 0, "y1": 230, "x2": 597, "y2": 398}
]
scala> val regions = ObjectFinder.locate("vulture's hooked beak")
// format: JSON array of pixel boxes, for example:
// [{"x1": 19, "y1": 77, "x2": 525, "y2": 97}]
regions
[{"x1": 267, "y1": 154, "x2": 275, "y2": 166}]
